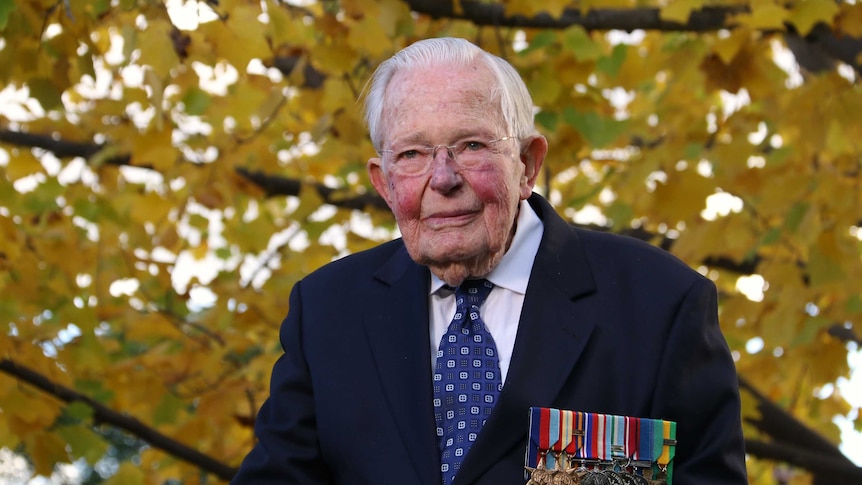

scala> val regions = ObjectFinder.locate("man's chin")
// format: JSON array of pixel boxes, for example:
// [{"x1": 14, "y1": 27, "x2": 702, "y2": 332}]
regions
[{"x1": 415, "y1": 252, "x2": 504, "y2": 287}]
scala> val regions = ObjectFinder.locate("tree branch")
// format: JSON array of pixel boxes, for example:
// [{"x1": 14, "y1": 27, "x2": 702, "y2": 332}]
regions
[
  {"x1": 6, "y1": 356, "x2": 862, "y2": 483},
  {"x1": 739, "y1": 376, "x2": 861, "y2": 483},
  {"x1": 403, "y1": 1, "x2": 862, "y2": 74},
  {"x1": 406, "y1": 1, "x2": 745, "y2": 31},
  {"x1": 235, "y1": 167, "x2": 389, "y2": 211},
  {"x1": 0, "y1": 358, "x2": 238, "y2": 481},
  {"x1": 744, "y1": 438, "x2": 862, "y2": 481}
]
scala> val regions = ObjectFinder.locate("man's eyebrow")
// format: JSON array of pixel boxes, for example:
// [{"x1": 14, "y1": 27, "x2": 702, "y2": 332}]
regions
[{"x1": 391, "y1": 130, "x2": 497, "y2": 146}]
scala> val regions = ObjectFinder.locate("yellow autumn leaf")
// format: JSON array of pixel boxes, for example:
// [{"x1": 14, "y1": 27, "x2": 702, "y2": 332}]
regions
[
  {"x1": 506, "y1": 0, "x2": 567, "y2": 18},
  {"x1": 137, "y1": 18, "x2": 180, "y2": 79},
  {"x1": 837, "y1": 3, "x2": 862, "y2": 37},
  {"x1": 659, "y1": 0, "x2": 704, "y2": 24},
  {"x1": 0, "y1": 217, "x2": 23, "y2": 262},
  {"x1": 346, "y1": 15, "x2": 392, "y2": 58},
  {"x1": 266, "y1": 0, "x2": 311, "y2": 47},
  {"x1": 756, "y1": 170, "x2": 810, "y2": 217},
  {"x1": 125, "y1": 312, "x2": 185, "y2": 343},
  {"x1": 527, "y1": 65, "x2": 564, "y2": 105},
  {"x1": 27, "y1": 431, "x2": 69, "y2": 477},
  {"x1": 788, "y1": 0, "x2": 840, "y2": 36},
  {"x1": 134, "y1": 130, "x2": 178, "y2": 171},
  {"x1": 3, "y1": 388, "x2": 61, "y2": 429},
  {"x1": 736, "y1": 3, "x2": 788, "y2": 31},
  {"x1": 220, "y1": 80, "x2": 271, "y2": 131},
  {"x1": 808, "y1": 231, "x2": 847, "y2": 287},
  {"x1": 221, "y1": 5, "x2": 271, "y2": 67},
  {"x1": 342, "y1": 0, "x2": 381, "y2": 19},
  {"x1": 130, "y1": 192, "x2": 175, "y2": 225},
  {"x1": 650, "y1": 169, "x2": 715, "y2": 224},
  {"x1": 825, "y1": 119, "x2": 855, "y2": 156},
  {"x1": 223, "y1": 211, "x2": 276, "y2": 253},
  {"x1": 320, "y1": 77, "x2": 357, "y2": 113},
  {"x1": 104, "y1": 462, "x2": 146, "y2": 485},
  {"x1": 190, "y1": 241, "x2": 210, "y2": 260},
  {"x1": 712, "y1": 28, "x2": 752, "y2": 65},
  {"x1": 5, "y1": 150, "x2": 45, "y2": 181},
  {"x1": 90, "y1": 26, "x2": 112, "y2": 56}
]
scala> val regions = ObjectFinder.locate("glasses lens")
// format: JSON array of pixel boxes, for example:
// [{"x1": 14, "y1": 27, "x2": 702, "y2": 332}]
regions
[{"x1": 385, "y1": 137, "x2": 512, "y2": 175}]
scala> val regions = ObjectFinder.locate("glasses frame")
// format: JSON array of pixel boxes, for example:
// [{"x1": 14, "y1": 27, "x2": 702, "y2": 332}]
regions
[{"x1": 378, "y1": 135, "x2": 518, "y2": 175}]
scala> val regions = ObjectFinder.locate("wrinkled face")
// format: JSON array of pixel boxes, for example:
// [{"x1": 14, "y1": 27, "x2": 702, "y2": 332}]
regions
[{"x1": 367, "y1": 62, "x2": 545, "y2": 285}]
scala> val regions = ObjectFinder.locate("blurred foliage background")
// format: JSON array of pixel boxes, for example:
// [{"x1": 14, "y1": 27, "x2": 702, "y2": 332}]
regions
[{"x1": 1, "y1": 0, "x2": 861, "y2": 483}]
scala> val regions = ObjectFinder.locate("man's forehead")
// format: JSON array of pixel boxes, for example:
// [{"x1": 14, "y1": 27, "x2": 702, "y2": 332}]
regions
[{"x1": 387, "y1": 61, "x2": 492, "y2": 96}]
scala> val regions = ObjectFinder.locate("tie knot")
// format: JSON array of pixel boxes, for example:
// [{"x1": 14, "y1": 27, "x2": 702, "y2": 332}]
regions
[{"x1": 454, "y1": 279, "x2": 493, "y2": 312}]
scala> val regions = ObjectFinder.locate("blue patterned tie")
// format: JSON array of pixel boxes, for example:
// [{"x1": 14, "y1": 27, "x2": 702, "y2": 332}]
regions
[{"x1": 433, "y1": 279, "x2": 502, "y2": 485}]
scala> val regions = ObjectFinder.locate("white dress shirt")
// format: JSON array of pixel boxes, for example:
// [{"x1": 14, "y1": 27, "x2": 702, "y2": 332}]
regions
[{"x1": 429, "y1": 199, "x2": 544, "y2": 384}]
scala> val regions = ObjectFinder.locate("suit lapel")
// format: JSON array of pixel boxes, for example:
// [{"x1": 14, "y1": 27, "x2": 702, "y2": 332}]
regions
[
  {"x1": 454, "y1": 194, "x2": 599, "y2": 484},
  {"x1": 362, "y1": 246, "x2": 440, "y2": 485}
]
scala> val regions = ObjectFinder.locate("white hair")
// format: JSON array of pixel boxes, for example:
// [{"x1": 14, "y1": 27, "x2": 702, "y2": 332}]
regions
[{"x1": 362, "y1": 37, "x2": 538, "y2": 152}]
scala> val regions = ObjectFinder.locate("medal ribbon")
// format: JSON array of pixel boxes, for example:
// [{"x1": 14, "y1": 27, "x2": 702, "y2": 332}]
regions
[
  {"x1": 573, "y1": 411, "x2": 586, "y2": 459},
  {"x1": 526, "y1": 407, "x2": 545, "y2": 469},
  {"x1": 636, "y1": 416, "x2": 652, "y2": 462},
  {"x1": 610, "y1": 414, "x2": 627, "y2": 460},
  {"x1": 600, "y1": 413, "x2": 610, "y2": 461},
  {"x1": 625, "y1": 416, "x2": 639, "y2": 463},
  {"x1": 539, "y1": 407, "x2": 550, "y2": 460},
  {"x1": 660, "y1": 419, "x2": 677, "y2": 483},
  {"x1": 651, "y1": 419, "x2": 664, "y2": 466},
  {"x1": 587, "y1": 412, "x2": 609, "y2": 461},
  {"x1": 524, "y1": 409, "x2": 676, "y2": 480},
  {"x1": 560, "y1": 409, "x2": 574, "y2": 457},
  {"x1": 546, "y1": 408, "x2": 561, "y2": 469}
]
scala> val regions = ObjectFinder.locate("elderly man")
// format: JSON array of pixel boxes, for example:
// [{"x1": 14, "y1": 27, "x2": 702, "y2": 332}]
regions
[{"x1": 231, "y1": 37, "x2": 747, "y2": 485}]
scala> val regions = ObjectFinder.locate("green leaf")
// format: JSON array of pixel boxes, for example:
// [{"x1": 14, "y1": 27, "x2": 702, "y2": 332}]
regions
[
  {"x1": 22, "y1": 179, "x2": 65, "y2": 214},
  {"x1": 153, "y1": 392, "x2": 186, "y2": 425},
  {"x1": 765, "y1": 146, "x2": 792, "y2": 166},
  {"x1": 61, "y1": 401, "x2": 95, "y2": 423},
  {"x1": 518, "y1": 31, "x2": 557, "y2": 55},
  {"x1": 56, "y1": 426, "x2": 108, "y2": 465},
  {"x1": 791, "y1": 315, "x2": 830, "y2": 346},
  {"x1": 535, "y1": 110, "x2": 558, "y2": 132},
  {"x1": 182, "y1": 87, "x2": 212, "y2": 116},
  {"x1": 74, "y1": 379, "x2": 115, "y2": 403},
  {"x1": 28, "y1": 78, "x2": 64, "y2": 111},
  {"x1": 88, "y1": 0, "x2": 111, "y2": 19},
  {"x1": 684, "y1": 142, "x2": 703, "y2": 160},
  {"x1": 760, "y1": 227, "x2": 782, "y2": 246},
  {"x1": 606, "y1": 200, "x2": 632, "y2": 227},
  {"x1": 0, "y1": 0, "x2": 15, "y2": 31},
  {"x1": 846, "y1": 294, "x2": 862, "y2": 314},
  {"x1": 562, "y1": 26, "x2": 602, "y2": 61},
  {"x1": 784, "y1": 202, "x2": 810, "y2": 233},
  {"x1": 596, "y1": 44, "x2": 627, "y2": 77},
  {"x1": 808, "y1": 244, "x2": 845, "y2": 286},
  {"x1": 562, "y1": 107, "x2": 628, "y2": 147}
]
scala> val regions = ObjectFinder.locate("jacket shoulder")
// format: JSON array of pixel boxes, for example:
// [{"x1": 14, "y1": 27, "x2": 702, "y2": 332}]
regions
[
  {"x1": 573, "y1": 226, "x2": 708, "y2": 287},
  {"x1": 298, "y1": 238, "x2": 411, "y2": 290}
]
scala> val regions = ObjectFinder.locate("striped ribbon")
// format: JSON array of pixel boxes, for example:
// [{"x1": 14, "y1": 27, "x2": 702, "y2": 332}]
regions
[
  {"x1": 546, "y1": 408, "x2": 561, "y2": 469},
  {"x1": 526, "y1": 407, "x2": 677, "y2": 482}
]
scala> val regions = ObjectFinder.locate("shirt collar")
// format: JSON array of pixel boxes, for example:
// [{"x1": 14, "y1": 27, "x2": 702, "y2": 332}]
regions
[{"x1": 429, "y1": 199, "x2": 544, "y2": 295}]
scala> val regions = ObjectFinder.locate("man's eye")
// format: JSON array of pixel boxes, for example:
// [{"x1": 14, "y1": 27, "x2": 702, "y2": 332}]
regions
[
  {"x1": 399, "y1": 150, "x2": 421, "y2": 160},
  {"x1": 464, "y1": 141, "x2": 486, "y2": 151}
]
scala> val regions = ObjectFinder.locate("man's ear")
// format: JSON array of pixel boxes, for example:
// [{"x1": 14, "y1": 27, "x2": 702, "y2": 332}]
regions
[
  {"x1": 518, "y1": 135, "x2": 548, "y2": 199},
  {"x1": 368, "y1": 157, "x2": 394, "y2": 208}
]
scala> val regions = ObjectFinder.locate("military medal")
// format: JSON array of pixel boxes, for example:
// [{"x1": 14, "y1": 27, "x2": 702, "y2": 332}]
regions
[{"x1": 525, "y1": 408, "x2": 676, "y2": 485}]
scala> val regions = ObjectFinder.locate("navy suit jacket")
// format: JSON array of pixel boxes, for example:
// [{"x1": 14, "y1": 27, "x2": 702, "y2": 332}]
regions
[{"x1": 232, "y1": 194, "x2": 747, "y2": 484}]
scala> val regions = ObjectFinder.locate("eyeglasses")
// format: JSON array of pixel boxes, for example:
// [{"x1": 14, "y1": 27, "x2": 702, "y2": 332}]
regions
[{"x1": 378, "y1": 136, "x2": 517, "y2": 176}]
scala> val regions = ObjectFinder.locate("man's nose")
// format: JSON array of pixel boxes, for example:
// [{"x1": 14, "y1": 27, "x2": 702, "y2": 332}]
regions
[
  {"x1": 430, "y1": 145, "x2": 455, "y2": 161},
  {"x1": 428, "y1": 148, "x2": 461, "y2": 193}
]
